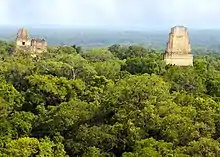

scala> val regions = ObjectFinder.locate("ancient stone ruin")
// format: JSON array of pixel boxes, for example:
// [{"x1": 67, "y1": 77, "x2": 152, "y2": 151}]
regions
[
  {"x1": 163, "y1": 26, "x2": 193, "y2": 66},
  {"x1": 15, "y1": 28, "x2": 47, "y2": 54}
]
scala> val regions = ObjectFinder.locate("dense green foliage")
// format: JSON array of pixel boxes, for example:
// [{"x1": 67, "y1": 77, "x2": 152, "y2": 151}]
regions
[{"x1": 1, "y1": 42, "x2": 220, "y2": 156}]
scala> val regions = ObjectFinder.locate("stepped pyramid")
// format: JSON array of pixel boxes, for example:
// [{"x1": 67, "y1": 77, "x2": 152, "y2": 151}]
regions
[{"x1": 163, "y1": 26, "x2": 193, "y2": 66}]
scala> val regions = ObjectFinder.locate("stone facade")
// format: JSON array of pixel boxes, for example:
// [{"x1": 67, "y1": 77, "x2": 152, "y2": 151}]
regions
[
  {"x1": 15, "y1": 28, "x2": 47, "y2": 54},
  {"x1": 163, "y1": 26, "x2": 193, "y2": 66}
]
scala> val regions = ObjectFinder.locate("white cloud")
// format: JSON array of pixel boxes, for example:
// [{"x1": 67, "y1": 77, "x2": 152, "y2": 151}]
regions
[
  {"x1": 0, "y1": 0, "x2": 10, "y2": 25},
  {"x1": 155, "y1": 0, "x2": 220, "y2": 27},
  {"x1": 38, "y1": 0, "x2": 121, "y2": 26},
  {"x1": 0, "y1": 0, "x2": 220, "y2": 28}
]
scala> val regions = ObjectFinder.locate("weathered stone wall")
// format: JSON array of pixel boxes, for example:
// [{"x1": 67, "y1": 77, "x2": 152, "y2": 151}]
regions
[
  {"x1": 164, "y1": 54, "x2": 193, "y2": 66},
  {"x1": 15, "y1": 28, "x2": 47, "y2": 54},
  {"x1": 15, "y1": 28, "x2": 31, "y2": 50},
  {"x1": 16, "y1": 40, "x2": 31, "y2": 47},
  {"x1": 31, "y1": 39, "x2": 47, "y2": 53},
  {"x1": 166, "y1": 26, "x2": 191, "y2": 54},
  {"x1": 164, "y1": 26, "x2": 193, "y2": 66}
]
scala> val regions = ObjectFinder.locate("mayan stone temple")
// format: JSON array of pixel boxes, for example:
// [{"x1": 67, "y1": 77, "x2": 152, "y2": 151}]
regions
[
  {"x1": 15, "y1": 28, "x2": 47, "y2": 54},
  {"x1": 163, "y1": 26, "x2": 193, "y2": 66}
]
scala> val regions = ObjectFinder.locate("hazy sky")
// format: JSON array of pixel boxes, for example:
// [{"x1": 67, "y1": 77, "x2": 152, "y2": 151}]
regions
[{"x1": 0, "y1": 0, "x2": 219, "y2": 29}]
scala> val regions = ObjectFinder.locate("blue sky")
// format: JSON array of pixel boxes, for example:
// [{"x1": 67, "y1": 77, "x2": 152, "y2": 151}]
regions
[{"x1": 0, "y1": 0, "x2": 219, "y2": 29}]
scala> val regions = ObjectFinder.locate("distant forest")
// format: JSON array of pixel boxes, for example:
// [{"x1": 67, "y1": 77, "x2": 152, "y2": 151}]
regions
[{"x1": 1, "y1": 27, "x2": 220, "y2": 53}]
